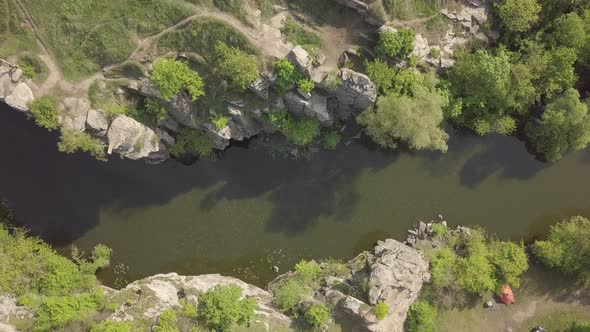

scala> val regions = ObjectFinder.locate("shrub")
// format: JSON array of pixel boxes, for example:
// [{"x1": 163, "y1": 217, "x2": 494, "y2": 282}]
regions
[
  {"x1": 376, "y1": 28, "x2": 415, "y2": 59},
  {"x1": 151, "y1": 58, "x2": 205, "y2": 101},
  {"x1": 28, "y1": 97, "x2": 59, "y2": 131},
  {"x1": 143, "y1": 97, "x2": 168, "y2": 123},
  {"x1": 33, "y1": 292, "x2": 104, "y2": 332},
  {"x1": 211, "y1": 113, "x2": 229, "y2": 130},
  {"x1": 305, "y1": 304, "x2": 330, "y2": 327},
  {"x1": 373, "y1": 301, "x2": 389, "y2": 320},
  {"x1": 154, "y1": 309, "x2": 178, "y2": 332},
  {"x1": 169, "y1": 129, "x2": 214, "y2": 158},
  {"x1": 488, "y1": 241, "x2": 528, "y2": 288},
  {"x1": 406, "y1": 300, "x2": 437, "y2": 332},
  {"x1": 215, "y1": 42, "x2": 259, "y2": 91},
  {"x1": 566, "y1": 321, "x2": 590, "y2": 332},
  {"x1": 365, "y1": 59, "x2": 397, "y2": 94},
  {"x1": 273, "y1": 278, "x2": 311, "y2": 316},
  {"x1": 496, "y1": 0, "x2": 541, "y2": 32},
  {"x1": 282, "y1": 116, "x2": 320, "y2": 146},
  {"x1": 321, "y1": 131, "x2": 341, "y2": 150},
  {"x1": 19, "y1": 54, "x2": 46, "y2": 79},
  {"x1": 274, "y1": 59, "x2": 303, "y2": 91},
  {"x1": 532, "y1": 216, "x2": 590, "y2": 286},
  {"x1": 91, "y1": 321, "x2": 132, "y2": 332},
  {"x1": 298, "y1": 78, "x2": 315, "y2": 94},
  {"x1": 58, "y1": 129, "x2": 106, "y2": 161},
  {"x1": 429, "y1": 48, "x2": 441, "y2": 58},
  {"x1": 295, "y1": 260, "x2": 322, "y2": 283},
  {"x1": 180, "y1": 299, "x2": 198, "y2": 319},
  {"x1": 199, "y1": 284, "x2": 256, "y2": 331},
  {"x1": 431, "y1": 224, "x2": 447, "y2": 237}
]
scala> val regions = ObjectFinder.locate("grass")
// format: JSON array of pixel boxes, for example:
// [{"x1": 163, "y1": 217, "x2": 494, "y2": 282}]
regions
[
  {"x1": 383, "y1": 0, "x2": 452, "y2": 20},
  {"x1": 19, "y1": 0, "x2": 192, "y2": 80},
  {"x1": 281, "y1": 17, "x2": 323, "y2": 49},
  {"x1": 0, "y1": 0, "x2": 39, "y2": 58}
]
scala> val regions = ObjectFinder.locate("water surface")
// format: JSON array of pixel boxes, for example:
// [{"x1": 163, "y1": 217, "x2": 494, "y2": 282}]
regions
[{"x1": 1, "y1": 102, "x2": 589, "y2": 286}]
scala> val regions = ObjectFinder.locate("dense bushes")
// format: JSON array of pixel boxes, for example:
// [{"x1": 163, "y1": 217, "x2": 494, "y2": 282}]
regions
[
  {"x1": 28, "y1": 97, "x2": 59, "y2": 131},
  {"x1": 281, "y1": 116, "x2": 320, "y2": 146},
  {"x1": 376, "y1": 28, "x2": 415, "y2": 59},
  {"x1": 58, "y1": 129, "x2": 107, "y2": 161},
  {"x1": 169, "y1": 128, "x2": 214, "y2": 158},
  {"x1": 532, "y1": 216, "x2": 590, "y2": 287},
  {"x1": 305, "y1": 304, "x2": 330, "y2": 327},
  {"x1": 406, "y1": 300, "x2": 437, "y2": 332},
  {"x1": 198, "y1": 284, "x2": 256, "y2": 331},
  {"x1": 496, "y1": 0, "x2": 541, "y2": 32},
  {"x1": 151, "y1": 59, "x2": 205, "y2": 101},
  {"x1": 215, "y1": 42, "x2": 259, "y2": 91}
]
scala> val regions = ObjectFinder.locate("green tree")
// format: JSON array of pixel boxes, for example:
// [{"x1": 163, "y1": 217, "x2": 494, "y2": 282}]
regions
[
  {"x1": 365, "y1": 59, "x2": 397, "y2": 94},
  {"x1": 376, "y1": 28, "x2": 415, "y2": 59},
  {"x1": 215, "y1": 42, "x2": 259, "y2": 91},
  {"x1": 550, "y1": 13, "x2": 586, "y2": 52},
  {"x1": 154, "y1": 309, "x2": 178, "y2": 332},
  {"x1": 497, "y1": 0, "x2": 542, "y2": 32},
  {"x1": 525, "y1": 89, "x2": 590, "y2": 161},
  {"x1": 358, "y1": 86, "x2": 449, "y2": 152},
  {"x1": 199, "y1": 284, "x2": 256, "y2": 331},
  {"x1": 298, "y1": 78, "x2": 315, "y2": 94},
  {"x1": 532, "y1": 216, "x2": 590, "y2": 286},
  {"x1": 58, "y1": 129, "x2": 106, "y2": 161},
  {"x1": 274, "y1": 59, "x2": 303, "y2": 91},
  {"x1": 272, "y1": 278, "x2": 311, "y2": 316},
  {"x1": 541, "y1": 47, "x2": 577, "y2": 98},
  {"x1": 304, "y1": 304, "x2": 330, "y2": 327},
  {"x1": 28, "y1": 97, "x2": 59, "y2": 131},
  {"x1": 406, "y1": 300, "x2": 437, "y2": 332},
  {"x1": 169, "y1": 129, "x2": 214, "y2": 158},
  {"x1": 295, "y1": 260, "x2": 322, "y2": 283},
  {"x1": 281, "y1": 116, "x2": 320, "y2": 146},
  {"x1": 488, "y1": 241, "x2": 529, "y2": 288},
  {"x1": 373, "y1": 301, "x2": 389, "y2": 320},
  {"x1": 151, "y1": 58, "x2": 204, "y2": 101}
]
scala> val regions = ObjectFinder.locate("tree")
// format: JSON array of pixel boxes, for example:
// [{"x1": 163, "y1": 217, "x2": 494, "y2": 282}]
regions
[
  {"x1": 525, "y1": 89, "x2": 590, "y2": 161},
  {"x1": 365, "y1": 59, "x2": 397, "y2": 94},
  {"x1": 541, "y1": 47, "x2": 577, "y2": 98},
  {"x1": 28, "y1": 97, "x2": 59, "y2": 131},
  {"x1": 497, "y1": 0, "x2": 542, "y2": 32},
  {"x1": 272, "y1": 278, "x2": 311, "y2": 316},
  {"x1": 550, "y1": 13, "x2": 586, "y2": 52},
  {"x1": 358, "y1": 86, "x2": 449, "y2": 152},
  {"x1": 281, "y1": 116, "x2": 320, "y2": 146},
  {"x1": 151, "y1": 58, "x2": 204, "y2": 101},
  {"x1": 532, "y1": 216, "x2": 590, "y2": 286},
  {"x1": 375, "y1": 28, "x2": 415, "y2": 59},
  {"x1": 199, "y1": 284, "x2": 256, "y2": 331},
  {"x1": 154, "y1": 309, "x2": 178, "y2": 332},
  {"x1": 488, "y1": 241, "x2": 529, "y2": 288},
  {"x1": 448, "y1": 50, "x2": 515, "y2": 134},
  {"x1": 406, "y1": 300, "x2": 437, "y2": 332},
  {"x1": 215, "y1": 42, "x2": 259, "y2": 91},
  {"x1": 169, "y1": 129, "x2": 214, "y2": 158},
  {"x1": 304, "y1": 304, "x2": 330, "y2": 327},
  {"x1": 58, "y1": 129, "x2": 106, "y2": 161}
]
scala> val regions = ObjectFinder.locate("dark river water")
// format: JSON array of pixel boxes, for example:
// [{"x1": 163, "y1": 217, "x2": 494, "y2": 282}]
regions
[{"x1": 1, "y1": 102, "x2": 590, "y2": 287}]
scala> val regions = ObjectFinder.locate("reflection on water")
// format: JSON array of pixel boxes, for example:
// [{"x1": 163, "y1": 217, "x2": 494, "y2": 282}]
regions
[{"x1": 1, "y1": 103, "x2": 590, "y2": 287}]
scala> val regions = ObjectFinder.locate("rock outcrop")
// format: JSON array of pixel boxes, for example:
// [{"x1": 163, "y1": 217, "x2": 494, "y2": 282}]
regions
[
  {"x1": 107, "y1": 115, "x2": 169, "y2": 163},
  {"x1": 86, "y1": 109, "x2": 110, "y2": 137},
  {"x1": 5, "y1": 82, "x2": 34, "y2": 112},
  {"x1": 284, "y1": 91, "x2": 333, "y2": 126},
  {"x1": 332, "y1": 68, "x2": 377, "y2": 119},
  {"x1": 58, "y1": 97, "x2": 91, "y2": 132},
  {"x1": 106, "y1": 273, "x2": 292, "y2": 331}
]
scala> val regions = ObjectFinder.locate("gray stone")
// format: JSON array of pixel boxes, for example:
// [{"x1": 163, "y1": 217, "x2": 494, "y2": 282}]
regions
[
  {"x1": 287, "y1": 45, "x2": 312, "y2": 71},
  {"x1": 418, "y1": 221, "x2": 427, "y2": 234},
  {"x1": 58, "y1": 97, "x2": 91, "y2": 132},
  {"x1": 485, "y1": 300, "x2": 494, "y2": 308},
  {"x1": 338, "y1": 52, "x2": 349, "y2": 68},
  {"x1": 86, "y1": 109, "x2": 109, "y2": 136},
  {"x1": 0, "y1": 67, "x2": 15, "y2": 99},
  {"x1": 5, "y1": 83, "x2": 34, "y2": 112},
  {"x1": 10, "y1": 68, "x2": 22, "y2": 83},
  {"x1": 315, "y1": 51, "x2": 327, "y2": 66},
  {"x1": 284, "y1": 91, "x2": 333, "y2": 126},
  {"x1": 441, "y1": 221, "x2": 448, "y2": 228},
  {"x1": 168, "y1": 92, "x2": 195, "y2": 128},
  {"x1": 333, "y1": 68, "x2": 377, "y2": 119},
  {"x1": 249, "y1": 75, "x2": 270, "y2": 100},
  {"x1": 155, "y1": 128, "x2": 175, "y2": 147},
  {"x1": 107, "y1": 115, "x2": 168, "y2": 162},
  {"x1": 203, "y1": 123, "x2": 231, "y2": 150}
]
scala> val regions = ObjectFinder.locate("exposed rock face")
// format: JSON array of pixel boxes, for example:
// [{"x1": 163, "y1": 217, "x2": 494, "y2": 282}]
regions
[
  {"x1": 287, "y1": 46, "x2": 312, "y2": 72},
  {"x1": 107, "y1": 115, "x2": 169, "y2": 163},
  {"x1": 249, "y1": 74, "x2": 270, "y2": 100},
  {"x1": 364, "y1": 239, "x2": 430, "y2": 332},
  {"x1": 107, "y1": 273, "x2": 292, "y2": 331},
  {"x1": 86, "y1": 109, "x2": 110, "y2": 137},
  {"x1": 333, "y1": 68, "x2": 376, "y2": 119},
  {"x1": 284, "y1": 91, "x2": 333, "y2": 126},
  {"x1": 0, "y1": 296, "x2": 32, "y2": 332},
  {"x1": 58, "y1": 97, "x2": 91, "y2": 132},
  {"x1": 168, "y1": 92, "x2": 196, "y2": 128},
  {"x1": 5, "y1": 82, "x2": 34, "y2": 112}
]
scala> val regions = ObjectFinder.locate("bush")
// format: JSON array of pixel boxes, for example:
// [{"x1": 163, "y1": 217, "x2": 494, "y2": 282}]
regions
[
  {"x1": 496, "y1": 0, "x2": 541, "y2": 32},
  {"x1": 143, "y1": 97, "x2": 168, "y2": 124},
  {"x1": 321, "y1": 131, "x2": 341, "y2": 150},
  {"x1": 431, "y1": 224, "x2": 447, "y2": 237},
  {"x1": 274, "y1": 59, "x2": 303, "y2": 91},
  {"x1": 305, "y1": 304, "x2": 330, "y2": 327},
  {"x1": 151, "y1": 58, "x2": 205, "y2": 101},
  {"x1": 19, "y1": 54, "x2": 46, "y2": 79},
  {"x1": 154, "y1": 309, "x2": 178, "y2": 332},
  {"x1": 488, "y1": 241, "x2": 528, "y2": 288},
  {"x1": 90, "y1": 321, "x2": 132, "y2": 332},
  {"x1": 273, "y1": 278, "x2": 311, "y2": 316},
  {"x1": 365, "y1": 59, "x2": 397, "y2": 94},
  {"x1": 373, "y1": 301, "x2": 389, "y2": 320},
  {"x1": 376, "y1": 28, "x2": 415, "y2": 59},
  {"x1": 211, "y1": 113, "x2": 229, "y2": 130},
  {"x1": 199, "y1": 284, "x2": 256, "y2": 331},
  {"x1": 282, "y1": 116, "x2": 320, "y2": 146},
  {"x1": 215, "y1": 42, "x2": 259, "y2": 91},
  {"x1": 33, "y1": 292, "x2": 104, "y2": 332},
  {"x1": 295, "y1": 260, "x2": 322, "y2": 283},
  {"x1": 566, "y1": 321, "x2": 590, "y2": 332},
  {"x1": 406, "y1": 300, "x2": 437, "y2": 332},
  {"x1": 532, "y1": 216, "x2": 590, "y2": 286},
  {"x1": 298, "y1": 78, "x2": 315, "y2": 94},
  {"x1": 28, "y1": 97, "x2": 59, "y2": 131},
  {"x1": 58, "y1": 129, "x2": 106, "y2": 161},
  {"x1": 169, "y1": 129, "x2": 214, "y2": 158}
]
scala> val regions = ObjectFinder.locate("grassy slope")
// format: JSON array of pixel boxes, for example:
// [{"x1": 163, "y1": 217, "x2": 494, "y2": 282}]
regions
[{"x1": 0, "y1": 0, "x2": 39, "y2": 58}]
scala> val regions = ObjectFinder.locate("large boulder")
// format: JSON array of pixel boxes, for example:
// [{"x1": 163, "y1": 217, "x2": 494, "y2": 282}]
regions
[
  {"x1": 106, "y1": 273, "x2": 293, "y2": 330},
  {"x1": 58, "y1": 97, "x2": 91, "y2": 132},
  {"x1": 364, "y1": 239, "x2": 430, "y2": 332},
  {"x1": 287, "y1": 46, "x2": 312, "y2": 72},
  {"x1": 86, "y1": 109, "x2": 109, "y2": 137},
  {"x1": 333, "y1": 68, "x2": 376, "y2": 119},
  {"x1": 227, "y1": 106, "x2": 265, "y2": 141},
  {"x1": 5, "y1": 82, "x2": 34, "y2": 112},
  {"x1": 284, "y1": 91, "x2": 332, "y2": 126},
  {"x1": 107, "y1": 115, "x2": 169, "y2": 163}
]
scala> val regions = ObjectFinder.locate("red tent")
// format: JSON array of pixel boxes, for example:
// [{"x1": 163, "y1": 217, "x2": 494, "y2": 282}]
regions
[{"x1": 499, "y1": 285, "x2": 515, "y2": 305}]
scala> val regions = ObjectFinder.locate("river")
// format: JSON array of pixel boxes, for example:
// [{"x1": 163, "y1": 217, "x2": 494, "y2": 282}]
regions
[{"x1": 1, "y1": 102, "x2": 589, "y2": 287}]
